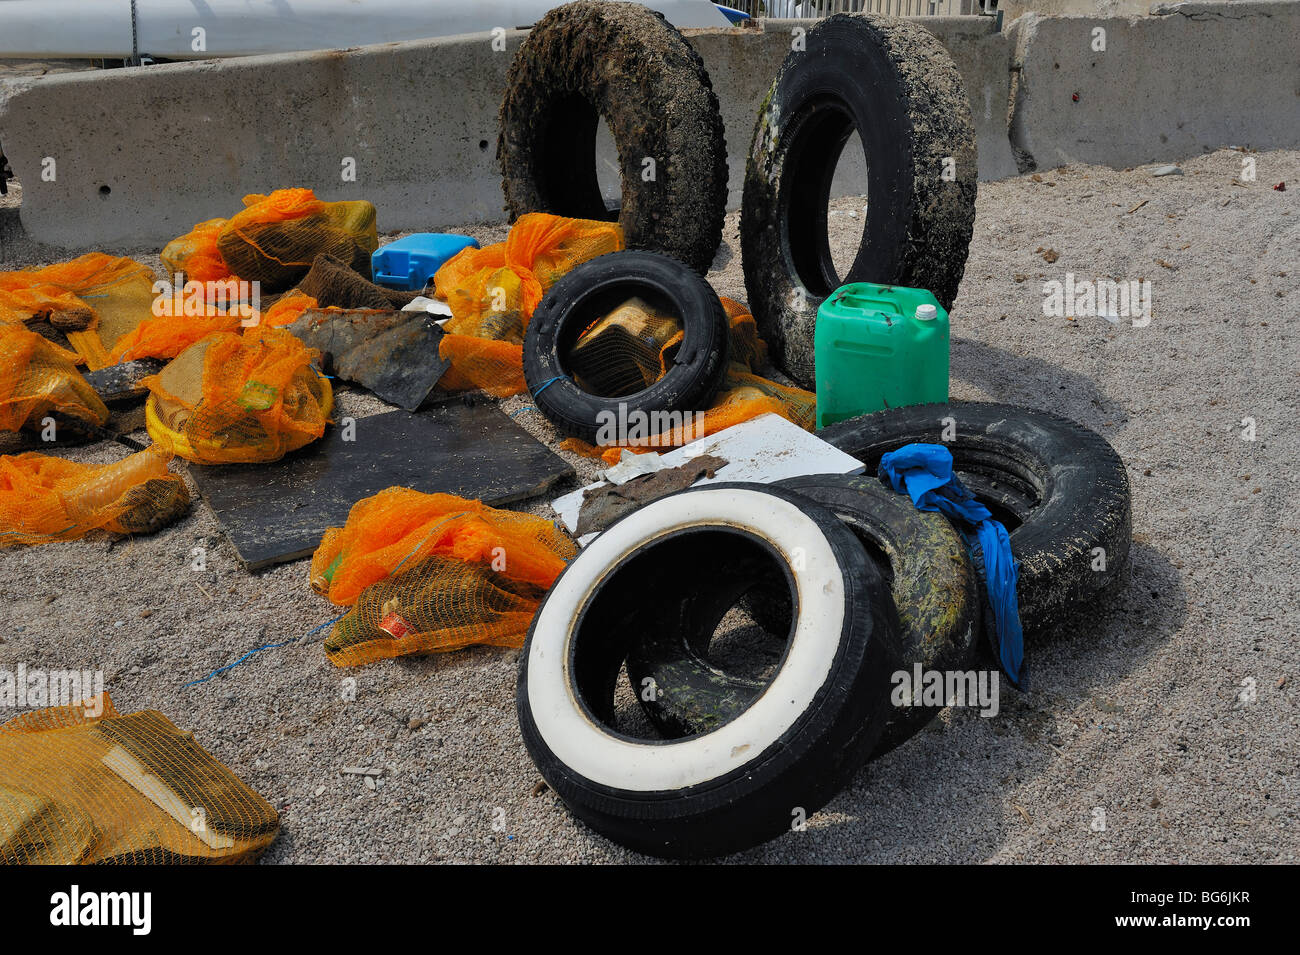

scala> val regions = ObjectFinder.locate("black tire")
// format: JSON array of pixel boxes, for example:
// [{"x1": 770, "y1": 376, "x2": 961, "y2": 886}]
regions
[
  {"x1": 498, "y1": 1, "x2": 728, "y2": 273},
  {"x1": 516, "y1": 483, "x2": 902, "y2": 859},
  {"x1": 818, "y1": 402, "x2": 1132, "y2": 635},
  {"x1": 626, "y1": 474, "x2": 981, "y2": 758},
  {"x1": 740, "y1": 14, "x2": 978, "y2": 388},
  {"x1": 523, "y1": 250, "x2": 729, "y2": 444}
]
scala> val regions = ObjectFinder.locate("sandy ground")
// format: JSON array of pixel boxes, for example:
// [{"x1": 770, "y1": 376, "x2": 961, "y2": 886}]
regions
[{"x1": 0, "y1": 148, "x2": 1297, "y2": 864}]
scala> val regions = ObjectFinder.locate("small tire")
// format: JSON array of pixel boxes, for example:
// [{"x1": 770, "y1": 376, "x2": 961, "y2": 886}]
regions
[
  {"x1": 516, "y1": 483, "x2": 901, "y2": 859},
  {"x1": 818, "y1": 402, "x2": 1132, "y2": 634},
  {"x1": 740, "y1": 13, "x2": 978, "y2": 387},
  {"x1": 626, "y1": 474, "x2": 982, "y2": 757},
  {"x1": 498, "y1": 1, "x2": 728, "y2": 273},
  {"x1": 523, "y1": 250, "x2": 729, "y2": 444}
]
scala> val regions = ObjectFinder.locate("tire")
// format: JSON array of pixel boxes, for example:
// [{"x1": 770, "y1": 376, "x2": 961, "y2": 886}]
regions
[
  {"x1": 523, "y1": 250, "x2": 729, "y2": 444},
  {"x1": 516, "y1": 483, "x2": 902, "y2": 859},
  {"x1": 626, "y1": 474, "x2": 981, "y2": 757},
  {"x1": 498, "y1": 1, "x2": 728, "y2": 273},
  {"x1": 740, "y1": 14, "x2": 978, "y2": 388},
  {"x1": 818, "y1": 402, "x2": 1132, "y2": 635}
]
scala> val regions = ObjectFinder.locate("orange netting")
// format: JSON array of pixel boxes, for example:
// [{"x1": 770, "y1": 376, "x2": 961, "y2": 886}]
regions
[
  {"x1": 257, "y1": 290, "x2": 319, "y2": 328},
  {"x1": 0, "y1": 693, "x2": 278, "y2": 864},
  {"x1": 309, "y1": 488, "x2": 577, "y2": 666},
  {"x1": 0, "y1": 322, "x2": 110, "y2": 434},
  {"x1": 0, "y1": 445, "x2": 188, "y2": 546},
  {"x1": 160, "y1": 218, "x2": 232, "y2": 284},
  {"x1": 433, "y1": 213, "x2": 623, "y2": 397},
  {"x1": 215, "y1": 189, "x2": 378, "y2": 293},
  {"x1": 143, "y1": 327, "x2": 330, "y2": 465},
  {"x1": 560, "y1": 297, "x2": 815, "y2": 465},
  {"x1": 0, "y1": 254, "x2": 158, "y2": 369},
  {"x1": 108, "y1": 312, "x2": 244, "y2": 363}
]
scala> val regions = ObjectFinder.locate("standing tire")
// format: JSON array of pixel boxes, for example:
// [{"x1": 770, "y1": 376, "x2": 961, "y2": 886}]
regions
[
  {"x1": 740, "y1": 13, "x2": 978, "y2": 388},
  {"x1": 818, "y1": 402, "x2": 1132, "y2": 634},
  {"x1": 498, "y1": 1, "x2": 728, "y2": 273},
  {"x1": 626, "y1": 474, "x2": 982, "y2": 757},
  {"x1": 517, "y1": 483, "x2": 902, "y2": 859},
  {"x1": 523, "y1": 251, "x2": 729, "y2": 444}
]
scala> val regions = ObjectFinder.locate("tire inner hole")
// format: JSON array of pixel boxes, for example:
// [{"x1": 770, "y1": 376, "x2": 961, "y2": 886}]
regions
[
  {"x1": 558, "y1": 281, "x2": 685, "y2": 399},
  {"x1": 539, "y1": 93, "x2": 621, "y2": 224}
]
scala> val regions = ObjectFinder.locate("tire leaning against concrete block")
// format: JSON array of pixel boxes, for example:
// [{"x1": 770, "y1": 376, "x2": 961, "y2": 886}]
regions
[
  {"x1": 818, "y1": 402, "x2": 1132, "y2": 636},
  {"x1": 626, "y1": 473, "x2": 982, "y2": 758},
  {"x1": 517, "y1": 483, "x2": 902, "y2": 859},
  {"x1": 498, "y1": 1, "x2": 728, "y2": 274},
  {"x1": 523, "y1": 250, "x2": 729, "y2": 444},
  {"x1": 740, "y1": 13, "x2": 978, "y2": 388}
]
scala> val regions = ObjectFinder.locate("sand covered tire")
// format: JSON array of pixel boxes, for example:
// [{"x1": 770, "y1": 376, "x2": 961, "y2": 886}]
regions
[
  {"x1": 740, "y1": 13, "x2": 978, "y2": 388},
  {"x1": 819, "y1": 402, "x2": 1132, "y2": 635},
  {"x1": 498, "y1": 1, "x2": 728, "y2": 273},
  {"x1": 516, "y1": 483, "x2": 902, "y2": 859},
  {"x1": 523, "y1": 251, "x2": 729, "y2": 443},
  {"x1": 627, "y1": 474, "x2": 981, "y2": 758}
]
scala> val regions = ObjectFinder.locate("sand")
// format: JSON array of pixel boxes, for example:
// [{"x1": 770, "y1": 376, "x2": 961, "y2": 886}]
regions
[{"x1": 0, "y1": 147, "x2": 1296, "y2": 863}]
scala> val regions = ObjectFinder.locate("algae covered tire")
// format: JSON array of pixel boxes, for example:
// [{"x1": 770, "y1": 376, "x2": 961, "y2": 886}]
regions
[
  {"x1": 523, "y1": 250, "x2": 730, "y2": 443},
  {"x1": 627, "y1": 474, "x2": 982, "y2": 758},
  {"x1": 819, "y1": 402, "x2": 1132, "y2": 635},
  {"x1": 740, "y1": 13, "x2": 978, "y2": 388},
  {"x1": 498, "y1": 1, "x2": 728, "y2": 273},
  {"x1": 516, "y1": 483, "x2": 902, "y2": 859}
]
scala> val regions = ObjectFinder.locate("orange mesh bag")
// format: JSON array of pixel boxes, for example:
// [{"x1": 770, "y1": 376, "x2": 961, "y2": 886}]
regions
[
  {"x1": 143, "y1": 327, "x2": 331, "y2": 465},
  {"x1": 433, "y1": 213, "x2": 623, "y2": 397},
  {"x1": 216, "y1": 189, "x2": 379, "y2": 293},
  {"x1": 0, "y1": 323, "x2": 110, "y2": 434},
  {"x1": 256, "y1": 290, "x2": 318, "y2": 328},
  {"x1": 160, "y1": 218, "x2": 232, "y2": 284},
  {"x1": 0, "y1": 255, "x2": 158, "y2": 369},
  {"x1": 108, "y1": 312, "x2": 244, "y2": 363},
  {"x1": 309, "y1": 488, "x2": 576, "y2": 666},
  {"x1": 0, "y1": 445, "x2": 189, "y2": 546},
  {"x1": 0, "y1": 693, "x2": 279, "y2": 864}
]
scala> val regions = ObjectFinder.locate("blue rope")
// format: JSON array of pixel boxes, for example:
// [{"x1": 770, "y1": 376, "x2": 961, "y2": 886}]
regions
[
  {"x1": 532, "y1": 375, "x2": 568, "y2": 397},
  {"x1": 181, "y1": 612, "x2": 346, "y2": 689},
  {"x1": 509, "y1": 405, "x2": 537, "y2": 418}
]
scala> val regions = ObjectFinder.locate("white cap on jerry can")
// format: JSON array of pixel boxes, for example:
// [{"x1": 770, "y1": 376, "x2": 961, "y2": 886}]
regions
[{"x1": 914, "y1": 304, "x2": 938, "y2": 321}]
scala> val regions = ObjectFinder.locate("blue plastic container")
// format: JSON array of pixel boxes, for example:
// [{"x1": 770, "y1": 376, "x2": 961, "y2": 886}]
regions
[{"x1": 372, "y1": 233, "x2": 480, "y2": 291}]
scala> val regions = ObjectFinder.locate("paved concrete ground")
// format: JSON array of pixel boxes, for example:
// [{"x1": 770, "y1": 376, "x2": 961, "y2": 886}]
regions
[{"x1": 0, "y1": 148, "x2": 1296, "y2": 863}]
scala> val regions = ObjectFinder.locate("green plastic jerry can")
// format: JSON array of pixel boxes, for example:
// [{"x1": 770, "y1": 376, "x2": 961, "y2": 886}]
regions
[{"x1": 814, "y1": 282, "x2": 950, "y2": 428}]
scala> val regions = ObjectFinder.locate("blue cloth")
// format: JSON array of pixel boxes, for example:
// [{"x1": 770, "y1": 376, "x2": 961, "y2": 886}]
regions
[{"x1": 878, "y1": 443, "x2": 1025, "y2": 685}]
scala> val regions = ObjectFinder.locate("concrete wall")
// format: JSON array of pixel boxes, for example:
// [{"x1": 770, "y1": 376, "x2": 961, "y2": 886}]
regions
[
  {"x1": 1008, "y1": 1, "x2": 1300, "y2": 170},
  {"x1": 0, "y1": 16, "x2": 1014, "y2": 252}
]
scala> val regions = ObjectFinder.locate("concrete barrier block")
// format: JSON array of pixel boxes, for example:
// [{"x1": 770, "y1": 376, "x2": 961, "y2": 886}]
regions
[{"x1": 1008, "y1": 1, "x2": 1300, "y2": 171}]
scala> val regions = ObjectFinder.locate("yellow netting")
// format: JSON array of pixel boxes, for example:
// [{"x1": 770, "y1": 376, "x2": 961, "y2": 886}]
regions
[
  {"x1": 143, "y1": 327, "x2": 331, "y2": 465},
  {"x1": 0, "y1": 445, "x2": 188, "y2": 546},
  {"x1": 215, "y1": 189, "x2": 378, "y2": 293},
  {"x1": 0, "y1": 322, "x2": 110, "y2": 434},
  {"x1": 559, "y1": 297, "x2": 815, "y2": 465},
  {"x1": 160, "y1": 217, "x2": 232, "y2": 284},
  {"x1": 0, "y1": 693, "x2": 278, "y2": 864},
  {"x1": 309, "y1": 488, "x2": 577, "y2": 666},
  {"x1": 0, "y1": 254, "x2": 158, "y2": 370},
  {"x1": 433, "y1": 213, "x2": 623, "y2": 397}
]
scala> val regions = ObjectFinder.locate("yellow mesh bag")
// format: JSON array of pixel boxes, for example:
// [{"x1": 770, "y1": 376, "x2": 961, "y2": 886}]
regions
[
  {"x1": 0, "y1": 255, "x2": 158, "y2": 370},
  {"x1": 559, "y1": 297, "x2": 815, "y2": 465},
  {"x1": 0, "y1": 693, "x2": 278, "y2": 864},
  {"x1": 216, "y1": 189, "x2": 379, "y2": 293},
  {"x1": 310, "y1": 488, "x2": 576, "y2": 666},
  {"x1": 0, "y1": 322, "x2": 110, "y2": 434},
  {"x1": 433, "y1": 213, "x2": 623, "y2": 397},
  {"x1": 160, "y1": 217, "x2": 232, "y2": 284},
  {"x1": 0, "y1": 445, "x2": 188, "y2": 546},
  {"x1": 143, "y1": 327, "x2": 332, "y2": 465}
]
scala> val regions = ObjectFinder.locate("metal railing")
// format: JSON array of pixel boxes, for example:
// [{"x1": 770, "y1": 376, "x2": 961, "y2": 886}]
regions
[{"x1": 724, "y1": 0, "x2": 991, "y2": 17}]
